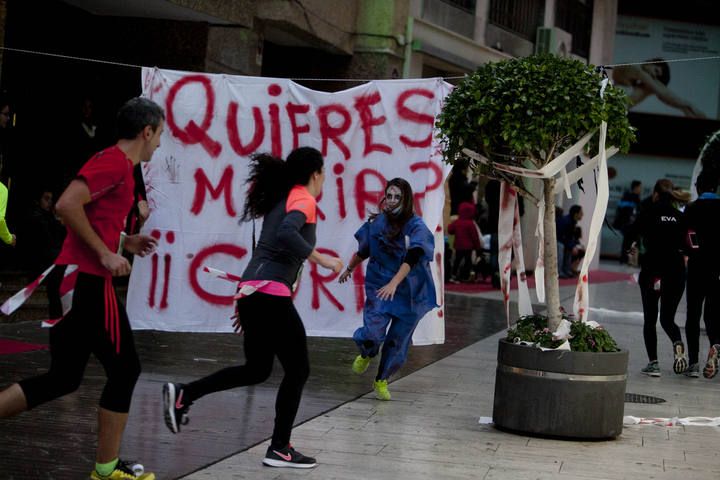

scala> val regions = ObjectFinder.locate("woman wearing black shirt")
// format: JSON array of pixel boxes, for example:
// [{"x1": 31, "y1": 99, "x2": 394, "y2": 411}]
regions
[{"x1": 632, "y1": 179, "x2": 688, "y2": 377}]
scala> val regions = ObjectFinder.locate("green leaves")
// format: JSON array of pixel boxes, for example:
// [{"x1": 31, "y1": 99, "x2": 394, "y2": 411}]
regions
[{"x1": 435, "y1": 54, "x2": 636, "y2": 170}]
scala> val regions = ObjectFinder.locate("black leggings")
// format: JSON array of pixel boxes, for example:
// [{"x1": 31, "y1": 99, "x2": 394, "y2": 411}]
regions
[
  {"x1": 183, "y1": 293, "x2": 310, "y2": 449},
  {"x1": 19, "y1": 272, "x2": 141, "y2": 413},
  {"x1": 452, "y1": 250, "x2": 473, "y2": 280},
  {"x1": 639, "y1": 267, "x2": 685, "y2": 362},
  {"x1": 686, "y1": 264, "x2": 720, "y2": 363}
]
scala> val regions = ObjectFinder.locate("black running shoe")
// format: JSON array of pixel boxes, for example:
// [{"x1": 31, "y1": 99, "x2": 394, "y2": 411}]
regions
[
  {"x1": 162, "y1": 382, "x2": 191, "y2": 434},
  {"x1": 262, "y1": 445, "x2": 317, "y2": 469}
]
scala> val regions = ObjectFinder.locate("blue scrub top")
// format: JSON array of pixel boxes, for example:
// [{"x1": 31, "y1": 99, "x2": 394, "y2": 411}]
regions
[{"x1": 355, "y1": 213, "x2": 438, "y2": 318}]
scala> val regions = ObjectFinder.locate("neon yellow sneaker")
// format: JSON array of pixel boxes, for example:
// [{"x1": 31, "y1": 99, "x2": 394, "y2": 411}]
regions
[
  {"x1": 373, "y1": 379, "x2": 391, "y2": 401},
  {"x1": 352, "y1": 355, "x2": 371, "y2": 374},
  {"x1": 90, "y1": 460, "x2": 155, "y2": 480}
]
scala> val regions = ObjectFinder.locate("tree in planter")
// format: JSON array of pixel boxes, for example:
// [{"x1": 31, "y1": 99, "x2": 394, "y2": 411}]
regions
[{"x1": 437, "y1": 54, "x2": 635, "y2": 336}]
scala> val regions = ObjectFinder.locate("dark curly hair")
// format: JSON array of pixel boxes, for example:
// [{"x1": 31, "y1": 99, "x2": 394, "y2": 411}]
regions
[{"x1": 241, "y1": 147, "x2": 324, "y2": 220}]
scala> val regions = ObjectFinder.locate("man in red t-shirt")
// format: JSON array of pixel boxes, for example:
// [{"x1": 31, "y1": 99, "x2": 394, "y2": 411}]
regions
[{"x1": 0, "y1": 97, "x2": 164, "y2": 480}]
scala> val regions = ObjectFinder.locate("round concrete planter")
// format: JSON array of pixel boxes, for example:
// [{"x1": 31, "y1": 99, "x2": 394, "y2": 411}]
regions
[{"x1": 492, "y1": 338, "x2": 628, "y2": 439}]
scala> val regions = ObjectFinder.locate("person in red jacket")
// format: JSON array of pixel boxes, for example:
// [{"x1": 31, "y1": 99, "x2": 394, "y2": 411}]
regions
[{"x1": 448, "y1": 201, "x2": 483, "y2": 282}]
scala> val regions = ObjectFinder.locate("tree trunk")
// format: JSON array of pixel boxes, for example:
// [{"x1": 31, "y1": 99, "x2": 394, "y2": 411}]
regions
[{"x1": 543, "y1": 177, "x2": 562, "y2": 331}]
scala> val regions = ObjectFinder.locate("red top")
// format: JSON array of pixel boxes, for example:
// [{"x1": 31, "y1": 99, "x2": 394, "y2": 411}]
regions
[{"x1": 56, "y1": 146, "x2": 135, "y2": 277}]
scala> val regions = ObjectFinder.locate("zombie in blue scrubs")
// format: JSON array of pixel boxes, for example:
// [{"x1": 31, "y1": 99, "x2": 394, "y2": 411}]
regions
[{"x1": 339, "y1": 178, "x2": 437, "y2": 400}]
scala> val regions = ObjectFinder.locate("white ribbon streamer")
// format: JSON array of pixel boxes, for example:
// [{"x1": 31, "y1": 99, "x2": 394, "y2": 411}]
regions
[
  {"x1": 573, "y1": 121, "x2": 609, "y2": 321},
  {"x1": 512, "y1": 199, "x2": 533, "y2": 317},
  {"x1": 534, "y1": 197, "x2": 546, "y2": 303},
  {"x1": 498, "y1": 183, "x2": 534, "y2": 325},
  {"x1": 498, "y1": 183, "x2": 516, "y2": 325},
  {"x1": 623, "y1": 416, "x2": 720, "y2": 427}
]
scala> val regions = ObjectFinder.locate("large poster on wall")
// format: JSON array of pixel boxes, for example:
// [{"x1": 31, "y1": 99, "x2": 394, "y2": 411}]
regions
[
  {"x1": 126, "y1": 68, "x2": 452, "y2": 345},
  {"x1": 613, "y1": 16, "x2": 720, "y2": 120}
]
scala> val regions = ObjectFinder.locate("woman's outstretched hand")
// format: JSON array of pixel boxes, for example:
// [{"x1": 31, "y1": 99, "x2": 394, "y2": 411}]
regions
[
  {"x1": 376, "y1": 281, "x2": 399, "y2": 301},
  {"x1": 339, "y1": 268, "x2": 352, "y2": 283},
  {"x1": 322, "y1": 255, "x2": 344, "y2": 274}
]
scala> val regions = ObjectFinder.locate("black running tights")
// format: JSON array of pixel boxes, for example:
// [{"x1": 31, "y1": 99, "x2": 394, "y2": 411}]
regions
[
  {"x1": 686, "y1": 264, "x2": 720, "y2": 364},
  {"x1": 182, "y1": 293, "x2": 309, "y2": 449},
  {"x1": 19, "y1": 273, "x2": 141, "y2": 413},
  {"x1": 639, "y1": 268, "x2": 685, "y2": 362}
]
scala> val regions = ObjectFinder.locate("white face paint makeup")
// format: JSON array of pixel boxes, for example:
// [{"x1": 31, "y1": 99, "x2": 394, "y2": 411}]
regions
[{"x1": 384, "y1": 185, "x2": 402, "y2": 213}]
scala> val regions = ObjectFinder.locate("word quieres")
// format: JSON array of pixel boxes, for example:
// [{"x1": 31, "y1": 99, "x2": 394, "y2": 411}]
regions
[
  {"x1": 189, "y1": 161, "x2": 444, "y2": 221},
  {"x1": 162, "y1": 75, "x2": 436, "y2": 160}
]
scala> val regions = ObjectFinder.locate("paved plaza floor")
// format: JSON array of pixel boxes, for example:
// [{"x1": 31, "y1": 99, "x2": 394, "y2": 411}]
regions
[{"x1": 2, "y1": 262, "x2": 719, "y2": 479}]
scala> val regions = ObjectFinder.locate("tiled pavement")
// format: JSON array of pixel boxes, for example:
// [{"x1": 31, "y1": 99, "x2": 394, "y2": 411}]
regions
[
  {"x1": 2, "y1": 262, "x2": 719, "y2": 479},
  {"x1": 185, "y1": 263, "x2": 720, "y2": 480}
]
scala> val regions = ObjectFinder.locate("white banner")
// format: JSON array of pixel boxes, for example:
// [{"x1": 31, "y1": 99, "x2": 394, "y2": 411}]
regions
[{"x1": 127, "y1": 68, "x2": 451, "y2": 345}]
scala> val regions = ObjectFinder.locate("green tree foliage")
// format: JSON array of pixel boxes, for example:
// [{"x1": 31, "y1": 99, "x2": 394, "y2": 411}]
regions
[{"x1": 436, "y1": 55, "x2": 635, "y2": 174}]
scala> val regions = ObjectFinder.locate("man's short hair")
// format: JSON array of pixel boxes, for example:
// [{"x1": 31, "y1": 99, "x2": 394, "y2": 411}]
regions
[
  {"x1": 116, "y1": 97, "x2": 165, "y2": 140},
  {"x1": 569, "y1": 205, "x2": 582, "y2": 217},
  {"x1": 631, "y1": 180, "x2": 641, "y2": 190}
]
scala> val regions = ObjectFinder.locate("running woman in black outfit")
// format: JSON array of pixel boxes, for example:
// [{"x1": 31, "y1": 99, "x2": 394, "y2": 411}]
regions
[
  {"x1": 684, "y1": 170, "x2": 720, "y2": 378},
  {"x1": 631, "y1": 179, "x2": 688, "y2": 377},
  {"x1": 162, "y1": 147, "x2": 342, "y2": 469}
]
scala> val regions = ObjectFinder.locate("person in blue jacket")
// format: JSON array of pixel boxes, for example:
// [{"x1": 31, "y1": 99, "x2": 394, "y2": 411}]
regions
[{"x1": 339, "y1": 178, "x2": 437, "y2": 400}]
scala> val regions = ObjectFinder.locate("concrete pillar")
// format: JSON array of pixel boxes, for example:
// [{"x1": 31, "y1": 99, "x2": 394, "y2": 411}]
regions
[
  {"x1": 351, "y1": 0, "x2": 406, "y2": 80},
  {"x1": 544, "y1": 0, "x2": 556, "y2": 27},
  {"x1": 473, "y1": 0, "x2": 491, "y2": 45},
  {"x1": 589, "y1": 0, "x2": 618, "y2": 66}
]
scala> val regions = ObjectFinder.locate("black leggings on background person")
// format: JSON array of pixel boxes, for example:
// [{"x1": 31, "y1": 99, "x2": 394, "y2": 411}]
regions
[
  {"x1": 181, "y1": 292, "x2": 310, "y2": 448},
  {"x1": 639, "y1": 267, "x2": 685, "y2": 362},
  {"x1": 686, "y1": 264, "x2": 720, "y2": 363},
  {"x1": 19, "y1": 273, "x2": 141, "y2": 413}
]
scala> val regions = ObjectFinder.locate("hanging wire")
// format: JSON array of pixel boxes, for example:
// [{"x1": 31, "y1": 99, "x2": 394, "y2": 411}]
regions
[
  {"x1": 605, "y1": 55, "x2": 720, "y2": 68},
  {"x1": 2, "y1": 45, "x2": 720, "y2": 82},
  {"x1": 0, "y1": 46, "x2": 144, "y2": 69}
]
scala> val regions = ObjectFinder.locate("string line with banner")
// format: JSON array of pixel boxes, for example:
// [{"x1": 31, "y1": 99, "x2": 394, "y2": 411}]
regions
[{"x1": 125, "y1": 68, "x2": 452, "y2": 345}]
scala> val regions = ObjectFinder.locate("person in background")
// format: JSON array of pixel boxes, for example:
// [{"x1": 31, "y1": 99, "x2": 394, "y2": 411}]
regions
[
  {"x1": 684, "y1": 170, "x2": 720, "y2": 379},
  {"x1": 125, "y1": 164, "x2": 149, "y2": 235},
  {"x1": 448, "y1": 159, "x2": 476, "y2": 216},
  {"x1": 20, "y1": 189, "x2": 66, "y2": 321},
  {"x1": 615, "y1": 180, "x2": 642, "y2": 264},
  {"x1": 0, "y1": 176, "x2": 15, "y2": 248},
  {"x1": 630, "y1": 179, "x2": 688, "y2": 378},
  {"x1": 340, "y1": 178, "x2": 437, "y2": 401},
  {"x1": 0, "y1": 98, "x2": 17, "y2": 255},
  {"x1": 484, "y1": 180, "x2": 501, "y2": 288},
  {"x1": 0, "y1": 97, "x2": 17, "y2": 185},
  {"x1": 556, "y1": 205, "x2": 583, "y2": 278},
  {"x1": 448, "y1": 200, "x2": 483, "y2": 282}
]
